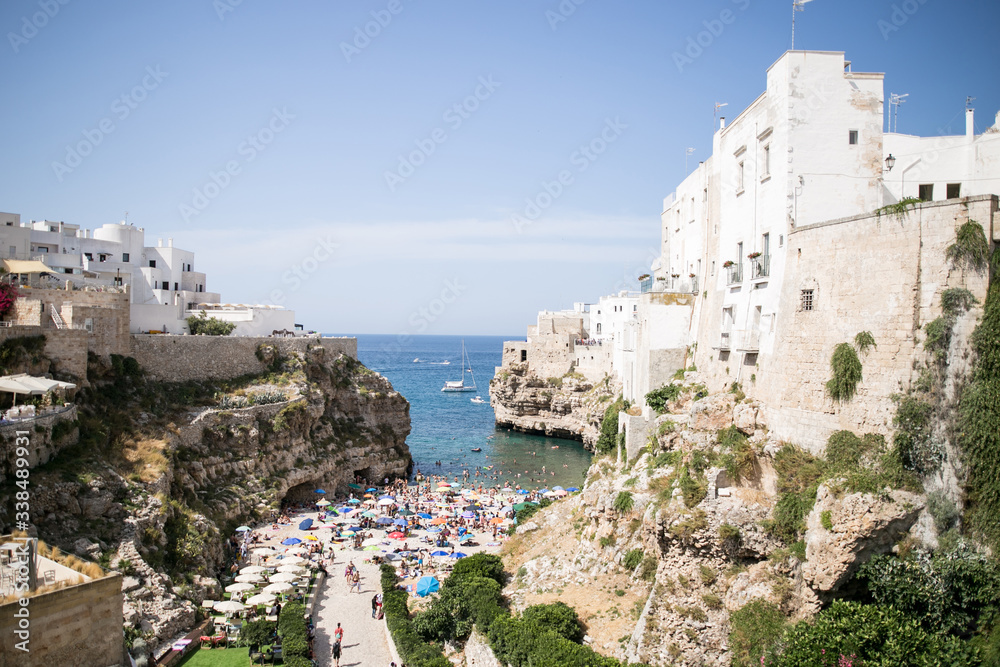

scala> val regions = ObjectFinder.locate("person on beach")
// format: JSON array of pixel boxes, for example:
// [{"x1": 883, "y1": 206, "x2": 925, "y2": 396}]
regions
[
  {"x1": 331, "y1": 639, "x2": 342, "y2": 667},
  {"x1": 350, "y1": 569, "x2": 362, "y2": 593},
  {"x1": 371, "y1": 593, "x2": 379, "y2": 618}
]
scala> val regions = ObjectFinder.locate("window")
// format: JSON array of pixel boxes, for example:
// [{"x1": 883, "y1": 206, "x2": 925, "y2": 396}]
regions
[
  {"x1": 84, "y1": 318, "x2": 93, "y2": 333},
  {"x1": 123, "y1": 253, "x2": 130, "y2": 262},
  {"x1": 84, "y1": 253, "x2": 93, "y2": 261},
  {"x1": 596, "y1": 323, "x2": 602, "y2": 334},
  {"x1": 762, "y1": 233, "x2": 770, "y2": 257},
  {"x1": 174, "y1": 282, "x2": 179, "y2": 291},
  {"x1": 711, "y1": 261, "x2": 716, "y2": 276},
  {"x1": 848, "y1": 130, "x2": 858, "y2": 145},
  {"x1": 149, "y1": 260, "x2": 156, "y2": 268},
  {"x1": 801, "y1": 289, "x2": 814, "y2": 311},
  {"x1": 8, "y1": 246, "x2": 15, "y2": 258},
  {"x1": 918, "y1": 184, "x2": 933, "y2": 201},
  {"x1": 99, "y1": 254, "x2": 107, "y2": 262},
  {"x1": 947, "y1": 183, "x2": 961, "y2": 199},
  {"x1": 761, "y1": 144, "x2": 770, "y2": 178},
  {"x1": 633, "y1": 305, "x2": 637, "y2": 312},
  {"x1": 779, "y1": 234, "x2": 784, "y2": 248},
  {"x1": 520, "y1": 350, "x2": 527, "y2": 362},
  {"x1": 161, "y1": 281, "x2": 169, "y2": 290},
  {"x1": 737, "y1": 161, "x2": 745, "y2": 192}
]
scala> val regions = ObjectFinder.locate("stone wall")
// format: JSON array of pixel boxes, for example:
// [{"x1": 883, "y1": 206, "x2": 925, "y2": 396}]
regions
[
  {"x1": 11, "y1": 288, "x2": 131, "y2": 358},
  {"x1": 758, "y1": 196, "x2": 996, "y2": 451},
  {"x1": 0, "y1": 572, "x2": 124, "y2": 666},
  {"x1": 129, "y1": 335, "x2": 357, "y2": 382},
  {"x1": 0, "y1": 327, "x2": 89, "y2": 381}
]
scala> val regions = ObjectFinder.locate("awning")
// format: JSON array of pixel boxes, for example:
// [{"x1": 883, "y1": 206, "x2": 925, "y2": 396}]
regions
[
  {"x1": 0, "y1": 374, "x2": 77, "y2": 395},
  {"x1": 2, "y1": 259, "x2": 55, "y2": 274}
]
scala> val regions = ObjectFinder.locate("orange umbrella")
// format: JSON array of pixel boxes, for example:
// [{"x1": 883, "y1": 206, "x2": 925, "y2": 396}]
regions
[
  {"x1": 431, "y1": 517, "x2": 448, "y2": 525},
  {"x1": 489, "y1": 517, "x2": 505, "y2": 525}
]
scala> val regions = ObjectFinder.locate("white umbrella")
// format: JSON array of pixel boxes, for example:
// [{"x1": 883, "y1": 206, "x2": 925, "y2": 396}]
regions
[
  {"x1": 253, "y1": 547, "x2": 277, "y2": 556},
  {"x1": 316, "y1": 499, "x2": 332, "y2": 506},
  {"x1": 245, "y1": 593, "x2": 276, "y2": 606},
  {"x1": 240, "y1": 565, "x2": 267, "y2": 574},
  {"x1": 270, "y1": 572, "x2": 299, "y2": 583},
  {"x1": 214, "y1": 600, "x2": 246, "y2": 614},
  {"x1": 276, "y1": 565, "x2": 306, "y2": 574},
  {"x1": 263, "y1": 582, "x2": 293, "y2": 595},
  {"x1": 277, "y1": 556, "x2": 306, "y2": 565},
  {"x1": 225, "y1": 582, "x2": 256, "y2": 593},
  {"x1": 234, "y1": 574, "x2": 263, "y2": 583},
  {"x1": 200, "y1": 599, "x2": 218, "y2": 608},
  {"x1": 378, "y1": 498, "x2": 395, "y2": 506}
]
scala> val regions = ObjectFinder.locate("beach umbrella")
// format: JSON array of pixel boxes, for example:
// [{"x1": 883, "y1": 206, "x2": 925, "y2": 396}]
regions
[
  {"x1": 340, "y1": 531, "x2": 356, "y2": 537},
  {"x1": 315, "y1": 489, "x2": 327, "y2": 494},
  {"x1": 489, "y1": 517, "x2": 505, "y2": 525},
  {"x1": 316, "y1": 500, "x2": 332, "y2": 507},
  {"x1": 276, "y1": 565, "x2": 306, "y2": 574},
  {"x1": 270, "y1": 572, "x2": 300, "y2": 583},
  {"x1": 538, "y1": 488, "x2": 550, "y2": 494},
  {"x1": 397, "y1": 509, "x2": 415, "y2": 516},
  {"x1": 366, "y1": 487, "x2": 377, "y2": 492},
  {"x1": 226, "y1": 583, "x2": 256, "y2": 593},
  {"x1": 416, "y1": 576, "x2": 440, "y2": 597},
  {"x1": 516, "y1": 489, "x2": 529, "y2": 495},
  {"x1": 431, "y1": 517, "x2": 447, "y2": 525},
  {"x1": 363, "y1": 545, "x2": 380, "y2": 551},
  {"x1": 298, "y1": 518, "x2": 314, "y2": 531},
  {"x1": 278, "y1": 556, "x2": 306, "y2": 565},
  {"x1": 338, "y1": 506, "x2": 354, "y2": 513},
  {"x1": 430, "y1": 550, "x2": 450, "y2": 557},
  {"x1": 263, "y1": 582, "x2": 293, "y2": 595},
  {"x1": 236, "y1": 526, "x2": 251, "y2": 532},
  {"x1": 387, "y1": 531, "x2": 406, "y2": 539},
  {"x1": 304, "y1": 535, "x2": 319, "y2": 541},
  {"x1": 362, "y1": 511, "x2": 377, "y2": 518},
  {"x1": 383, "y1": 552, "x2": 401, "y2": 561},
  {"x1": 567, "y1": 487, "x2": 580, "y2": 492},
  {"x1": 449, "y1": 552, "x2": 468, "y2": 559},
  {"x1": 214, "y1": 600, "x2": 246, "y2": 614},
  {"x1": 417, "y1": 512, "x2": 433, "y2": 519},
  {"x1": 240, "y1": 566, "x2": 267, "y2": 575},
  {"x1": 361, "y1": 538, "x2": 381, "y2": 547},
  {"x1": 499, "y1": 506, "x2": 513, "y2": 513},
  {"x1": 245, "y1": 593, "x2": 276, "y2": 606},
  {"x1": 513, "y1": 503, "x2": 529, "y2": 511},
  {"x1": 378, "y1": 498, "x2": 395, "y2": 506},
  {"x1": 393, "y1": 518, "x2": 409, "y2": 526},
  {"x1": 234, "y1": 574, "x2": 263, "y2": 584},
  {"x1": 555, "y1": 489, "x2": 568, "y2": 496},
  {"x1": 552, "y1": 486, "x2": 565, "y2": 491},
  {"x1": 459, "y1": 534, "x2": 474, "y2": 543},
  {"x1": 281, "y1": 537, "x2": 302, "y2": 546},
  {"x1": 348, "y1": 499, "x2": 361, "y2": 504},
  {"x1": 348, "y1": 483, "x2": 362, "y2": 490},
  {"x1": 461, "y1": 511, "x2": 475, "y2": 519},
  {"x1": 376, "y1": 517, "x2": 394, "y2": 525},
  {"x1": 427, "y1": 527, "x2": 443, "y2": 533}
]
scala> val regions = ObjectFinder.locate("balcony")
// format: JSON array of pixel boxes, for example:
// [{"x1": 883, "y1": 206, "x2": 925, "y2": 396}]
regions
[
  {"x1": 719, "y1": 331, "x2": 731, "y2": 350},
  {"x1": 733, "y1": 329, "x2": 760, "y2": 352},
  {"x1": 749, "y1": 254, "x2": 770, "y2": 280},
  {"x1": 726, "y1": 263, "x2": 743, "y2": 285},
  {"x1": 639, "y1": 276, "x2": 653, "y2": 293}
]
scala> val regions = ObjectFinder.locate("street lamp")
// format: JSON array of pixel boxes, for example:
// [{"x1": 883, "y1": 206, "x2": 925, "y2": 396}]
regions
[{"x1": 885, "y1": 154, "x2": 896, "y2": 172}]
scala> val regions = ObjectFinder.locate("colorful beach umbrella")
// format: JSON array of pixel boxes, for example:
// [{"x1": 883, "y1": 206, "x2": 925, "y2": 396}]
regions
[
  {"x1": 281, "y1": 537, "x2": 302, "y2": 546},
  {"x1": 449, "y1": 552, "x2": 468, "y2": 559},
  {"x1": 567, "y1": 487, "x2": 580, "y2": 492},
  {"x1": 430, "y1": 550, "x2": 449, "y2": 557},
  {"x1": 348, "y1": 483, "x2": 362, "y2": 490},
  {"x1": 315, "y1": 489, "x2": 326, "y2": 494},
  {"x1": 416, "y1": 576, "x2": 440, "y2": 597},
  {"x1": 387, "y1": 531, "x2": 406, "y2": 539}
]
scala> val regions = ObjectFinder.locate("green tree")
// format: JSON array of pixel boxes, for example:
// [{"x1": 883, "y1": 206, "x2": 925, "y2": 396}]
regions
[{"x1": 186, "y1": 310, "x2": 236, "y2": 336}]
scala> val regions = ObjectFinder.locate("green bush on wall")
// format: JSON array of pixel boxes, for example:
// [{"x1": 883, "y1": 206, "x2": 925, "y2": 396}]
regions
[{"x1": 826, "y1": 342, "x2": 863, "y2": 402}]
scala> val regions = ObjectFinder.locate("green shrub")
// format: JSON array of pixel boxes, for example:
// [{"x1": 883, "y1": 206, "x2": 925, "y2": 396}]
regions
[
  {"x1": 946, "y1": 220, "x2": 990, "y2": 271},
  {"x1": 892, "y1": 394, "x2": 940, "y2": 474},
  {"x1": 854, "y1": 330, "x2": 877, "y2": 354},
  {"x1": 613, "y1": 491, "x2": 634, "y2": 513},
  {"x1": 702, "y1": 593, "x2": 722, "y2": 609},
  {"x1": 449, "y1": 552, "x2": 506, "y2": 586},
  {"x1": 718, "y1": 523, "x2": 740, "y2": 541},
  {"x1": 773, "y1": 600, "x2": 980, "y2": 667},
  {"x1": 924, "y1": 316, "x2": 952, "y2": 363},
  {"x1": 645, "y1": 384, "x2": 682, "y2": 413},
  {"x1": 926, "y1": 490, "x2": 960, "y2": 533},
  {"x1": 596, "y1": 397, "x2": 624, "y2": 454},
  {"x1": 679, "y1": 466, "x2": 707, "y2": 508},
  {"x1": 942, "y1": 287, "x2": 979, "y2": 318},
  {"x1": 623, "y1": 549, "x2": 644, "y2": 571},
  {"x1": 718, "y1": 425, "x2": 756, "y2": 482},
  {"x1": 521, "y1": 602, "x2": 585, "y2": 643},
  {"x1": 820, "y1": 510, "x2": 833, "y2": 531},
  {"x1": 699, "y1": 564, "x2": 716, "y2": 585},
  {"x1": 186, "y1": 310, "x2": 236, "y2": 336},
  {"x1": 241, "y1": 620, "x2": 275, "y2": 647},
  {"x1": 826, "y1": 342, "x2": 863, "y2": 402}
]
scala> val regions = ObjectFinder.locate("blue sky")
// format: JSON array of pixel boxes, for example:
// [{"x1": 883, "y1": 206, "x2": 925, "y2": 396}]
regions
[{"x1": 1, "y1": 0, "x2": 998, "y2": 335}]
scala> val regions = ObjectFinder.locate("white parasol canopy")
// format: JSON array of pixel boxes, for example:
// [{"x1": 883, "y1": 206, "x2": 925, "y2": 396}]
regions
[
  {"x1": 262, "y1": 582, "x2": 293, "y2": 595},
  {"x1": 269, "y1": 572, "x2": 299, "y2": 583},
  {"x1": 244, "y1": 593, "x2": 276, "y2": 606},
  {"x1": 214, "y1": 600, "x2": 246, "y2": 614},
  {"x1": 225, "y1": 583, "x2": 256, "y2": 593},
  {"x1": 240, "y1": 565, "x2": 267, "y2": 574}
]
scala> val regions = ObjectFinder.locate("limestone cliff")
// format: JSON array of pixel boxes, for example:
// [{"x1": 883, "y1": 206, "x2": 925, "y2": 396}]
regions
[
  {"x1": 489, "y1": 362, "x2": 618, "y2": 448},
  {"x1": 0, "y1": 341, "x2": 411, "y2": 651},
  {"x1": 502, "y1": 378, "x2": 935, "y2": 666}
]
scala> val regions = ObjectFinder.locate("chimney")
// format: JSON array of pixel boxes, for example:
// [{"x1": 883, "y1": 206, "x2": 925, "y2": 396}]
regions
[
  {"x1": 157, "y1": 238, "x2": 163, "y2": 247},
  {"x1": 168, "y1": 238, "x2": 173, "y2": 248},
  {"x1": 966, "y1": 108, "x2": 975, "y2": 137},
  {"x1": 720, "y1": 117, "x2": 726, "y2": 130}
]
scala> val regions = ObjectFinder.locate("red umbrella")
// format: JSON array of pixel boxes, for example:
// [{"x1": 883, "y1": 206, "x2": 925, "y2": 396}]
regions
[{"x1": 388, "y1": 531, "x2": 406, "y2": 539}]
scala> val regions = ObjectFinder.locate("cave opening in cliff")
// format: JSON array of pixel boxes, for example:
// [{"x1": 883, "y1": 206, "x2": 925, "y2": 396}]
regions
[
  {"x1": 282, "y1": 481, "x2": 321, "y2": 506},
  {"x1": 354, "y1": 467, "x2": 377, "y2": 486}
]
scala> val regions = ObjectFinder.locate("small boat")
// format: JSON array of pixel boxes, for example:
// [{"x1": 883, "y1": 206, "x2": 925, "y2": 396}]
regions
[
  {"x1": 471, "y1": 448, "x2": 482, "y2": 453},
  {"x1": 442, "y1": 341, "x2": 476, "y2": 392},
  {"x1": 470, "y1": 396, "x2": 486, "y2": 405},
  {"x1": 413, "y1": 358, "x2": 421, "y2": 363}
]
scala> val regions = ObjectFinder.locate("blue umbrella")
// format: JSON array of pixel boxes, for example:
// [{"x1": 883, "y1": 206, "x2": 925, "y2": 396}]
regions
[
  {"x1": 459, "y1": 534, "x2": 473, "y2": 543},
  {"x1": 430, "y1": 550, "x2": 450, "y2": 557},
  {"x1": 393, "y1": 518, "x2": 408, "y2": 526},
  {"x1": 376, "y1": 517, "x2": 394, "y2": 525},
  {"x1": 378, "y1": 495, "x2": 395, "y2": 501},
  {"x1": 552, "y1": 486, "x2": 565, "y2": 491},
  {"x1": 567, "y1": 487, "x2": 580, "y2": 492},
  {"x1": 298, "y1": 518, "x2": 313, "y2": 531},
  {"x1": 417, "y1": 513, "x2": 433, "y2": 519},
  {"x1": 538, "y1": 489, "x2": 550, "y2": 494},
  {"x1": 427, "y1": 527, "x2": 443, "y2": 533},
  {"x1": 449, "y1": 552, "x2": 468, "y2": 559},
  {"x1": 348, "y1": 499, "x2": 361, "y2": 504},
  {"x1": 315, "y1": 489, "x2": 327, "y2": 494},
  {"x1": 416, "y1": 576, "x2": 440, "y2": 597},
  {"x1": 281, "y1": 537, "x2": 302, "y2": 546},
  {"x1": 338, "y1": 506, "x2": 353, "y2": 513},
  {"x1": 516, "y1": 489, "x2": 529, "y2": 495},
  {"x1": 366, "y1": 487, "x2": 378, "y2": 492}
]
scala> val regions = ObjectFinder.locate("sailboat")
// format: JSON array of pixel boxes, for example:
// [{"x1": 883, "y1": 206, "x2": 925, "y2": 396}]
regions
[{"x1": 442, "y1": 340, "x2": 476, "y2": 392}]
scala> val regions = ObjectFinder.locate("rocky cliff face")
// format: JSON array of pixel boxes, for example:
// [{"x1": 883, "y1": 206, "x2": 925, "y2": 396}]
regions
[
  {"x1": 502, "y1": 378, "x2": 936, "y2": 666},
  {"x1": 0, "y1": 342, "x2": 411, "y2": 651},
  {"x1": 489, "y1": 362, "x2": 618, "y2": 448}
]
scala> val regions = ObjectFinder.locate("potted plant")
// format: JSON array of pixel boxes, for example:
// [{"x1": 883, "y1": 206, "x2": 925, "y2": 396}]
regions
[
  {"x1": 689, "y1": 273, "x2": 696, "y2": 278},
  {"x1": 722, "y1": 260, "x2": 735, "y2": 268},
  {"x1": 638, "y1": 274, "x2": 650, "y2": 281},
  {"x1": 671, "y1": 273, "x2": 680, "y2": 278},
  {"x1": 748, "y1": 252, "x2": 762, "y2": 259}
]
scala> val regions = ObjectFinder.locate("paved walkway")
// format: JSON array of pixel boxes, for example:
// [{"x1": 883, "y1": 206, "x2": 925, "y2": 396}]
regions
[{"x1": 312, "y1": 558, "x2": 393, "y2": 667}]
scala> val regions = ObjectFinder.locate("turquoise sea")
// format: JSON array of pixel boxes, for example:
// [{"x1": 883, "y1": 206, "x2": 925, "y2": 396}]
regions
[{"x1": 345, "y1": 334, "x2": 594, "y2": 491}]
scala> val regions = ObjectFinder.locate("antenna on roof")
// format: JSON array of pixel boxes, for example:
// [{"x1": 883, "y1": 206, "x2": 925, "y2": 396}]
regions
[
  {"x1": 685, "y1": 147, "x2": 695, "y2": 173},
  {"x1": 791, "y1": 0, "x2": 814, "y2": 50},
  {"x1": 714, "y1": 102, "x2": 728, "y2": 132},
  {"x1": 966, "y1": 96, "x2": 976, "y2": 109},
  {"x1": 889, "y1": 93, "x2": 908, "y2": 133}
]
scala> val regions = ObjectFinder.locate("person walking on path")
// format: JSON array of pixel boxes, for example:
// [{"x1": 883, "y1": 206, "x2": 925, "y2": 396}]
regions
[
  {"x1": 331, "y1": 638, "x2": 342, "y2": 667},
  {"x1": 334, "y1": 622, "x2": 344, "y2": 644},
  {"x1": 350, "y1": 569, "x2": 362, "y2": 593},
  {"x1": 371, "y1": 593, "x2": 379, "y2": 618}
]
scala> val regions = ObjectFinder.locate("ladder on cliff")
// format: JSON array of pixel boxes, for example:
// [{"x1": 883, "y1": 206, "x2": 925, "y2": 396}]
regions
[{"x1": 49, "y1": 305, "x2": 67, "y2": 329}]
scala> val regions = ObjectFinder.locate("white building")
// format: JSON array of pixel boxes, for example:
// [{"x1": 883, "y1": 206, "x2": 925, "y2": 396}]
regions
[{"x1": 1, "y1": 215, "x2": 296, "y2": 336}]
